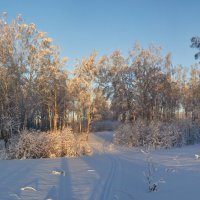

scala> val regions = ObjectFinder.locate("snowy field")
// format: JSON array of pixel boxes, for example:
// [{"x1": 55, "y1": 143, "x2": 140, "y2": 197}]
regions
[{"x1": 1, "y1": 132, "x2": 200, "y2": 200}]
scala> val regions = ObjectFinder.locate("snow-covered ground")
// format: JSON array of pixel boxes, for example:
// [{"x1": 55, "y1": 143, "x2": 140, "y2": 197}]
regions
[{"x1": 1, "y1": 131, "x2": 200, "y2": 200}]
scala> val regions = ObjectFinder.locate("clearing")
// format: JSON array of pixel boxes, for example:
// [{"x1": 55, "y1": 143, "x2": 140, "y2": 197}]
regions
[{"x1": 0, "y1": 131, "x2": 200, "y2": 200}]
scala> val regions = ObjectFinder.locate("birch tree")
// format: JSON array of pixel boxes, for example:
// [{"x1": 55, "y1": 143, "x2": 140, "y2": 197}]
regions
[{"x1": 70, "y1": 52, "x2": 97, "y2": 135}]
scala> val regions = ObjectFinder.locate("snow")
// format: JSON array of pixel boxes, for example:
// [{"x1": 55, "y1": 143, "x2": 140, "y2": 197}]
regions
[
  {"x1": 1, "y1": 131, "x2": 200, "y2": 199},
  {"x1": 21, "y1": 187, "x2": 37, "y2": 191}
]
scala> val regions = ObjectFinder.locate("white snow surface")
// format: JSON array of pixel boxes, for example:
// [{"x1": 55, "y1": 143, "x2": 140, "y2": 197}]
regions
[{"x1": 1, "y1": 131, "x2": 200, "y2": 200}]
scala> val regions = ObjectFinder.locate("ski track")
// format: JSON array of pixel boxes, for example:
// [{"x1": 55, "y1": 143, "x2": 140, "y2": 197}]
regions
[
  {"x1": 88, "y1": 154, "x2": 118, "y2": 200},
  {"x1": 88, "y1": 133, "x2": 119, "y2": 200},
  {"x1": 100, "y1": 155, "x2": 117, "y2": 200},
  {"x1": 89, "y1": 133, "x2": 132, "y2": 200}
]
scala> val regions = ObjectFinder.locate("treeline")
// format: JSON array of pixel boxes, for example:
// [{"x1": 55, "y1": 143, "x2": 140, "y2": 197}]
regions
[
  {"x1": 0, "y1": 14, "x2": 200, "y2": 141},
  {"x1": 98, "y1": 45, "x2": 200, "y2": 123}
]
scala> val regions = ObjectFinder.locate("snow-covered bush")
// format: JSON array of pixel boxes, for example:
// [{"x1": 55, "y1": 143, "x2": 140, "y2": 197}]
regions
[
  {"x1": 5, "y1": 128, "x2": 92, "y2": 159},
  {"x1": 115, "y1": 120, "x2": 161, "y2": 148},
  {"x1": 48, "y1": 128, "x2": 78, "y2": 157},
  {"x1": 146, "y1": 121, "x2": 162, "y2": 149},
  {"x1": 7, "y1": 131, "x2": 52, "y2": 159},
  {"x1": 161, "y1": 123, "x2": 183, "y2": 148},
  {"x1": 77, "y1": 133, "x2": 93, "y2": 155},
  {"x1": 0, "y1": 148, "x2": 8, "y2": 159},
  {"x1": 161, "y1": 120, "x2": 200, "y2": 147},
  {"x1": 114, "y1": 120, "x2": 146, "y2": 147},
  {"x1": 178, "y1": 120, "x2": 200, "y2": 145},
  {"x1": 114, "y1": 123, "x2": 134, "y2": 146},
  {"x1": 114, "y1": 119, "x2": 200, "y2": 149}
]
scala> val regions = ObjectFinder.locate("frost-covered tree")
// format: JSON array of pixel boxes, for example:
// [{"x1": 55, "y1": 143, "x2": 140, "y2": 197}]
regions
[
  {"x1": 98, "y1": 44, "x2": 180, "y2": 122},
  {"x1": 97, "y1": 51, "x2": 135, "y2": 121},
  {"x1": 0, "y1": 14, "x2": 68, "y2": 137},
  {"x1": 70, "y1": 52, "x2": 97, "y2": 135},
  {"x1": 35, "y1": 40, "x2": 68, "y2": 131}
]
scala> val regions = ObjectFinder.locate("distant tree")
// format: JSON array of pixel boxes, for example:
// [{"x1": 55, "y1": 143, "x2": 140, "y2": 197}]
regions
[{"x1": 191, "y1": 36, "x2": 200, "y2": 60}]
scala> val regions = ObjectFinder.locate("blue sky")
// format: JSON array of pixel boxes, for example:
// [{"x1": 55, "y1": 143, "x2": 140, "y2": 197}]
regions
[{"x1": 0, "y1": 0, "x2": 200, "y2": 69}]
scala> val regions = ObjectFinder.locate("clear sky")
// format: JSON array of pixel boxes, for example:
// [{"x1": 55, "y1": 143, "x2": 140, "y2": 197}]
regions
[{"x1": 0, "y1": 0, "x2": 200, "y2": 69}]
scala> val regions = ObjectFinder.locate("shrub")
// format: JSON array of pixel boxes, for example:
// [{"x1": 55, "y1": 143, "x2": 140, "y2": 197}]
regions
[
  {"x1": 6, "y1": 128, "x2": 92, "y2": 159},
  {"x1": 114, "y1": 119, "x2": 200, "y2": 149},
  {"x1": 77, "y1": 133, "x2": 93, "y2": 155}
]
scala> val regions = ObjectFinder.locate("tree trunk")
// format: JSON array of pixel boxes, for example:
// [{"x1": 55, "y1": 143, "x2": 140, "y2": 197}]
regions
[
  {"x1": 23, "y1": 111, "x2": 27, "y2": 130},
  {"x1": 87, "y1": 105, "x2": 92, "y2": 140},
  {"x1": 53, "y1": 93, "x2": 58, "y2": 132},
  {"x1": 48, "y1": 105, "x2": 52, "y2": 131},
  {"x1": 79, "y1": 113, "x2": 82, "y2": 133}
]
